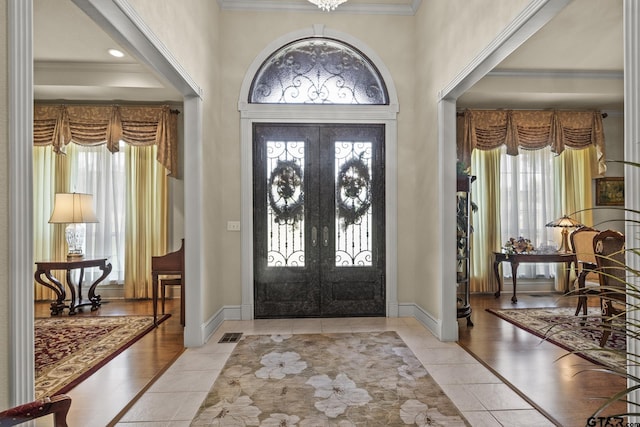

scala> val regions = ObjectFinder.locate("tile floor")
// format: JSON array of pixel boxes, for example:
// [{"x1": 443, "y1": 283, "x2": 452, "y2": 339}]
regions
[{"x1": 115, "y1": 317, "x2": 554, "y2": 426}]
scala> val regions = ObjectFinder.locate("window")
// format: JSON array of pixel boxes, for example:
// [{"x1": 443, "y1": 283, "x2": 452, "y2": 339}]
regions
[
  {"x1": 250, "y1": 38, "x2": 388, "y2": 105},
  {"x1": 499, "y1": 146, "x2": 557, "y2": 279},
  {"x1": 68, "y1": 142, "x2": 126, "y2": 283}
]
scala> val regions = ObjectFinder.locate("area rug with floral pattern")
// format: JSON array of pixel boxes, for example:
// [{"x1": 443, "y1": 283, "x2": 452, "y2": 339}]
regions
[
  {"x1": 191, "y1": 331, "x2": 468, "y2": 426},
  {"x1": 487, "y1": 307, "x2": 625, "y2": 371},
  {"x1": 35, "y1": 314, "x2": 168, "y2": 399}
]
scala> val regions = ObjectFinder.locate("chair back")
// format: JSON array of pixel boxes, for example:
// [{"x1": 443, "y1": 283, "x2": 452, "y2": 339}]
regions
[
  {"x1": 570, "y1": 227, "x2": 599, "y2": 264},
  {"x1": 151, "y1": 239, "x2": 184, "y2": 276},
  {"x1": 593, "y1": 229, "x2": 626, "y2": 301},
  {"x1": 570, "y1": 227, "x2": 600, "y2": 282}
]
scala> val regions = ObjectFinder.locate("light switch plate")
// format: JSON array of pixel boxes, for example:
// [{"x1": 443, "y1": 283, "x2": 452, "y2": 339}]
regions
[{"x1": 227, "y1": 221, "x2": 241, "y2": 231}]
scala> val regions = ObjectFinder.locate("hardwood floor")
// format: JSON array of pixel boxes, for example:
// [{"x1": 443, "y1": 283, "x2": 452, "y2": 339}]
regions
[
  {"x1": 35, "y1": 298, "x2": 185, "y2": 426},
  {"x1": 35, "y1": 292, "x2": 627, "y2": 426},
  {"x1": 459, "y1": 293, "x2": 626, "y2": 427}
]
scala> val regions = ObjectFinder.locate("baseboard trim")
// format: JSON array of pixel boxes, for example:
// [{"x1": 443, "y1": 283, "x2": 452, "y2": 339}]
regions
[
  {"x1": 201, "y1": 305, "x2": 243, "y2": 343},
  {"x1": 202, "y1": 303, "x2": 443, "y2": 343},
  {"x1": 398, "y1": 303, "x2": 444, "y2": 340}
]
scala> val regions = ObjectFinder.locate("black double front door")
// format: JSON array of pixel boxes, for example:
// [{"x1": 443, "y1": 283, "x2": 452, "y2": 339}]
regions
[{"x1": 253, "y1": 124, "x2": 385, "y2": 318}]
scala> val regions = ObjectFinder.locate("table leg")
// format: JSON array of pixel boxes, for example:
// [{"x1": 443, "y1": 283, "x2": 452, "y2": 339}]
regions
[
  {"x1": 152, "y1": 273, "x2": 159, "y2": 325},
  {"x1": 66, "y1": 269, "x2": 81, "y2": 315},
  {"x1": 493, "y1": 260, "x2": 502, "y2": 298},
  {"x1": 34, "y1": 269, "x2": 67, "y2": 315},
  {"x1": 564, "y1": 260, "x2": 573, "y2": 293},
  {"x1": 87, "y1": 262, "x2": 112, "y2": 311},
  {"x1": 511, "y1": 261, "x2": 519, "y2": 303}
]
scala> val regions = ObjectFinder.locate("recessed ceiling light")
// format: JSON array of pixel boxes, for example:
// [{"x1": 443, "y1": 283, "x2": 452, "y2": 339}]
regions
[{"x1": 108, "y1": 48, "x2": 125, "y2": 58}]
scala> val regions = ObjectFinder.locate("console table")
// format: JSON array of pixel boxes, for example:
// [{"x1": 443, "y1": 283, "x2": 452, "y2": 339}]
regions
[
  {"x1": 35, "y1": 257, "x2": 112, "y2": 315},
  {"x1": 493, "y1": 252, "x2": 575, "y2": 303}
]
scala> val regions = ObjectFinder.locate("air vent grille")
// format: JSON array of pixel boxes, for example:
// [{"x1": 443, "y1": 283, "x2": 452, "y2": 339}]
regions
[{"x1": 218, "y1": 332, "x2": 243, "y2": 343}]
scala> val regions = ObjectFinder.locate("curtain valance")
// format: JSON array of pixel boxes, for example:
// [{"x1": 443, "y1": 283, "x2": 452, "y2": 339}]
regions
[
  {"x1": 34, "y1": 104, "x2": 179, "y2": 176},
  {"x1": 457, "y1": 109, "x2": 606, "y2": 175}
]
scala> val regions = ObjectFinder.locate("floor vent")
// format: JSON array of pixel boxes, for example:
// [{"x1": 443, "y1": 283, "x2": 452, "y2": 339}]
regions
[{"x1": 219, "y1": 332, "x2": 243, "y2": 343}]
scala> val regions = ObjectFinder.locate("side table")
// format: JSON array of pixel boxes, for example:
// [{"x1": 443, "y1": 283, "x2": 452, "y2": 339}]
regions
[
  {"x1": 493, "y1": 252, "x2": 575, "y2": 303},
  {"x1": 34, "y1": 257, "x2": 112, "y2": 315}
]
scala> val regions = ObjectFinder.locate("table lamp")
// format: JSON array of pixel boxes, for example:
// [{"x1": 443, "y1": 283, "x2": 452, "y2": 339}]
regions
[
  {"x1": 49, "y1": 192, "x2": 99, "y2": 258},
  {"x1": 545, "y1": 214, "x2": 583, "y2": 253}
]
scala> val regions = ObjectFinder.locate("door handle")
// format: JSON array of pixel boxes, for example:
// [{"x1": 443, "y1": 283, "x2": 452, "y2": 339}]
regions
[
  {"x1": 323, "y1": 226, "x2": 329, "y2": 247},
  {"x1": 311, "y1": 226, "x2": 318, "y2": 247}
]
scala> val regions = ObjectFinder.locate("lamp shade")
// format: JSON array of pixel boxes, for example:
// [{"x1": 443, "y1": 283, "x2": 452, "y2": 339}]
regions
[
  {"x1": 545, "y1": 214, "x2": 583, "y2": 228},
  {"x1": 545, "y1": 214, "x2": 583, "y2": 253},
  {"x1": 49, "y1": 193, "x2": 99, "y2": 224}
]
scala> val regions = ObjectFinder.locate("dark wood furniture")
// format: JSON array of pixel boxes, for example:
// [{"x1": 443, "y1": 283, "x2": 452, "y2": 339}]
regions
[
  {"x1": 493, "y1": 252, "x2": 575, "y2": 303},
  {"x1": 0, "y1": 394, "x2": 71, "y2": 427},
  {"x1": 593, "y1": 229, "x2": 626, "y2": 346},
  {"x1": 34, "y1": 257, "x2": 112, "y2": 315},
  {"x1": 151, "y1": 239, "x2": 184, "y2": 325},
  {"x1": 456, "y1": 175, "x2": 475, "y2": 326},
  {"x1": 569, "y1": 227, "x2": 600, "y2": 317}
]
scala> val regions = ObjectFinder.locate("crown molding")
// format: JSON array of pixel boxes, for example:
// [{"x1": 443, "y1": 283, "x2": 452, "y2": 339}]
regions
[
  {"x1": 217, "y1": 0, "x2": 421, "y2": 15},
  {"x1": 489, "y1": 68, "x2": 623, "y2": 80}
]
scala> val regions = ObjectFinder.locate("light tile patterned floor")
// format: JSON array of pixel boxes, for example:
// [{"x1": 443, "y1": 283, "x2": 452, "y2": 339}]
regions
[{"x1": 115, "y1": 317, "x2": 554, "y2": 426}]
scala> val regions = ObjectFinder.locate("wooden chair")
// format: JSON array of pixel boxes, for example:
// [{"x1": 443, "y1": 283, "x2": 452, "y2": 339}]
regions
[
  {"x1": 569, "y1": 227, "x2": 600, "y2": 317},
  {"x1": 0, "y1": 395, "x2": 71, "y2": 426},
  {"x1": 593, "y1": 229, "x2": 626, "y2": 347},
  {"x1": 151, "y1": 239, "x2": 185, "y2": 326}
]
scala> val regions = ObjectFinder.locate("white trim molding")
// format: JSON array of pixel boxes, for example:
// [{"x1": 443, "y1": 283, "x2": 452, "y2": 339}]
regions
[
  {"x1": 9, "y1": 0, "x2": 35, "y2": 407},
  {"x1": 624, "y1": 0, "x2": 640, "y2": 420},
  {"x1": 488, "y1": 68, "x2": 623, "y2": 80},
  {"x1": 239, "y1": 25, "x2": 399, "y2": 320},
  {"x1": 217, "y1": 0, "x2": 421, "y2": 16},
  {"x1": 72, "y1": 0, "x2": 203, "y2": 99}
]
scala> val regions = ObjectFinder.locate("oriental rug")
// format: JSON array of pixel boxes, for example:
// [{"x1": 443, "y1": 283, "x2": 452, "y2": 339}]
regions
[
  {"x1": 487, "y1": 307, "x2": 625, "y2": 371},
  {"x1": 35, "y1": 314, "x2": 168, "y2": 399},
  {"x1": 191, "y1": 331, "x2": 468, "y2": 426}
]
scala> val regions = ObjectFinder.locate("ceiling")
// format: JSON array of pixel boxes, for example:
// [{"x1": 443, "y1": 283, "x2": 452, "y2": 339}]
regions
[{"x1": 34, "y1": 0, "x2": 623, "y2": 110}]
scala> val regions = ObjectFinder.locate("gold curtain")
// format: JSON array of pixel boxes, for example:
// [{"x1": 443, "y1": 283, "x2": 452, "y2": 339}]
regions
[
  {"x1": 555, "y1": 146, "x2": 596, "y2": 227},
  {"x1": 124, "y1": 145, "x2": 168, "y2": 299},
  {"x1": 470, "y1": 148, "x2": 502, "y2": 293},
  {"x1": 34, "y1": 104, "x2": 179, "y2": 176},
  {"x1": 550, "y1": 147, "x2": 597, "y2": 291},
  {"x1": 33, "y1": 146, "x2": 69, "y2": 299},
  {"x1": 458, "y1": 109, "x2": 606, "y2": 176}
]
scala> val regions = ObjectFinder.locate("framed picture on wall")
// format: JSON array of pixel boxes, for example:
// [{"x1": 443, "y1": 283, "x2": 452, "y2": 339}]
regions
[{"x1": 595, "y1": 177, "x2": 625, "y2": 206}]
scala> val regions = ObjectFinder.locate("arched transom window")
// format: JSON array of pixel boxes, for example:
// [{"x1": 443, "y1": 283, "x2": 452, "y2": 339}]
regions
[{"x1": 249, "y1": 38, "x2": 389, "y2": 105}]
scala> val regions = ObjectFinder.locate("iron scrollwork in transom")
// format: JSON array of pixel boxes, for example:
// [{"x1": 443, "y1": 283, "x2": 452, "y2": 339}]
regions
[{"x1": 250, "y1": 38, "x2": 388, "y2": 105}]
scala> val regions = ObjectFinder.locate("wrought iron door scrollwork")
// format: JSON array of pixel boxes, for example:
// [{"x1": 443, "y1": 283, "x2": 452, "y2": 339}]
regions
[
  {"x1": 268, "y1": 159, "x2": 304, "y2": 224},
  {"x1": 337, "y1": 156, "x2": 371, "y2": 227}
]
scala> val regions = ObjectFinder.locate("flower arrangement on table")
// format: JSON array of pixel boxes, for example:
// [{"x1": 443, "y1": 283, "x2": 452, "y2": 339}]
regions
[{"x1": 502, "y1": 236, "x2": 534, "y2": 254}]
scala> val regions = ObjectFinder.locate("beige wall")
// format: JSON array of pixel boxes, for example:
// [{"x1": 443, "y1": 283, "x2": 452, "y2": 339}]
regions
[
  {"x1": 127, "y1": 0, "x2": 224, "y2": 319},
  {"x1": 126, "y1": 0, "x2": 536, "y2": 324},
  {"x1": 0, "y1": 0, "x2": 8, "y2": 408},
  {"x1": 413, "y1": 0, "x2": 531, "y2": 317},
  {"x1": 594, "y1": 114, "x2": 625, "y2": 232}
]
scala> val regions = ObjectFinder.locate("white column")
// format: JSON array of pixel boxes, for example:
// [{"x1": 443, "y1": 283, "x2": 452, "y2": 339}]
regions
[
  {"x1": 8, "y1": 0, "x2": 35, "y2": 405},
  {"x1": 624, "y1": 0, "x2": 640, "y2": 420}
]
